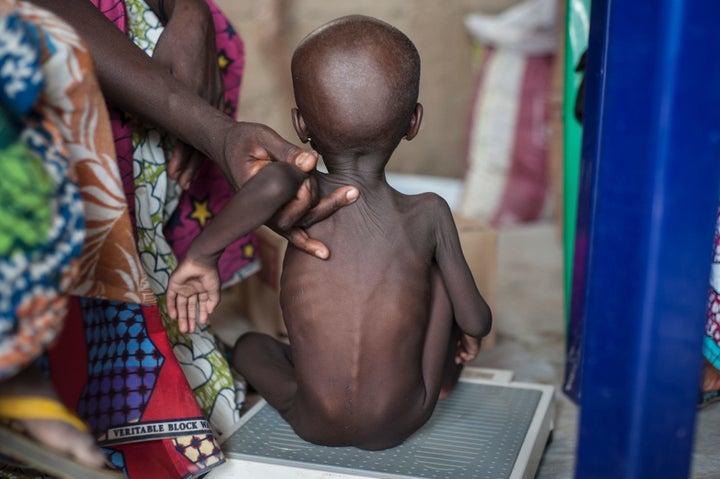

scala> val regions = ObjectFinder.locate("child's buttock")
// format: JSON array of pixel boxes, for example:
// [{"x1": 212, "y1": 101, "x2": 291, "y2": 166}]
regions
[{"x1": 288, "y1": 365, "x2": 435, "y2": 449}]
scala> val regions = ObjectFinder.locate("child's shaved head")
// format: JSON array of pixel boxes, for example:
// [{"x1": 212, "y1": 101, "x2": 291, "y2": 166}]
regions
[{"x1": 291, "y1": 15, "x2": 421, "y2": 156}]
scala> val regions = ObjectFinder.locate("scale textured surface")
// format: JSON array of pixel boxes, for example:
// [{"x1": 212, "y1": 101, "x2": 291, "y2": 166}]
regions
[{"x1": 224, "y1": 382, "x2": 542, "y2": 479}]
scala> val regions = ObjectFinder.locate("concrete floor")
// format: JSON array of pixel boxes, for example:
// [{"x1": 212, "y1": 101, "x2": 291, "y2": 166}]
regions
[{"x1": 471, "y1": 221, "x2": 576, "y2": 478}]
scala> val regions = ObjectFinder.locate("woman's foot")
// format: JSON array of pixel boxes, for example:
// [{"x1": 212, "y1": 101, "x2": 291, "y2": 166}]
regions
[
  {"x1": 1, "y1": 364, "x2": 107, "y2": 469},
  {"x1": 702, "y1": 359, "x2": 720, "y2": 392}
]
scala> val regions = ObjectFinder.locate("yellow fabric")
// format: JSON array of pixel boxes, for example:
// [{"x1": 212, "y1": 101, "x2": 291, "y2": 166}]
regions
[{"x1": 0, "y1": 396, "x2": 88, "y2": 433}]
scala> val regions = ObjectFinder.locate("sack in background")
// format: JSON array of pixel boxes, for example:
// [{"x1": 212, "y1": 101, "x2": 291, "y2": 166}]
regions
[{"x1": 459, "y1": 0, "x2": 556, "y2": 227}]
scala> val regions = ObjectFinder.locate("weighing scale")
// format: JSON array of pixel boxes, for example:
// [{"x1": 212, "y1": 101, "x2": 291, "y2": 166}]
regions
[{"x1": 207, "y1": 369, "x2": 554, "y2": 479}]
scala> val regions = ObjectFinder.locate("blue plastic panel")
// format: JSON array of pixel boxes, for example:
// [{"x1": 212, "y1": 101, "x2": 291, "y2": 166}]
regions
[{"x1": 574, "y1": 0, "x2": 720, "y2": 478}]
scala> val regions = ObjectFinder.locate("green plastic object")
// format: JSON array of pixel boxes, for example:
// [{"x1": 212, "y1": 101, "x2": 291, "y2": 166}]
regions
[{"x1": 562, "y1": 0, "x2": 590, "y2": 329}]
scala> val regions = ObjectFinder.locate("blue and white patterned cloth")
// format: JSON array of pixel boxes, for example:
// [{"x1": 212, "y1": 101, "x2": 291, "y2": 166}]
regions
[{"x1": 0, "y1": 3, "x2": 85, "y2": 380}]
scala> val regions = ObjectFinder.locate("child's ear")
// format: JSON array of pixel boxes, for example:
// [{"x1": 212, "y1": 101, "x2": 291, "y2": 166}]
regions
[
  {"x1": 404, "y1": 103, "x2": 423, "y2": 141},
  {"x1": 291, "y1": 108, "x2": 310, "y2": 143}
]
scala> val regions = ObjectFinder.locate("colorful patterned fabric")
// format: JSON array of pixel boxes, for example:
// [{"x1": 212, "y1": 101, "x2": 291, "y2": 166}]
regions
[
  {"x1": 0, "y1": 0, "x2": 258, "y2": 477},
  {"x1": 704, "y1": 207, "x2": 720, "y2": 369},
  {"x1": 51, "y1": 297, "x2": 223, "y2": 478},
  {"x1": 0, "y1": 0, "x2": 85, "y2": 380},
  {"x1": 0, "y1": 2, "x2": 221, "y2": 478},
  {"x1": 86, "y1": 0, "x2": 256, "y2": 436},
  {"x1": 94, "y1": 0, "x2": 258, "y2": 287},
  {"x1": 29, "y1": 4, "x2": 151, "y2": 306}
]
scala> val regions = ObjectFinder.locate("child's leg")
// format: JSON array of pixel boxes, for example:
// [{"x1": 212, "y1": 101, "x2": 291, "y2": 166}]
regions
[
  {"x1": 232, "y1": 332, "x2": 298, "y2": 414},
  {"x1": 420, "y1": 266, "x2": 458, "y2": 406},
  {"x1": 439, "y1": 322, "x2": 463, "y2": 399}
]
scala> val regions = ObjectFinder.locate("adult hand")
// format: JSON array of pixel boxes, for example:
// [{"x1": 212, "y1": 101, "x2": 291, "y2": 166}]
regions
[
  {"x1": 268, "y1": 173, "x2": 359, "y2": 259},
  {"x1": 219, "y1": 121, "x2": 318, "y2": 189},
  {"x1": 153, "y1": 0, "x2": 223, "y2": 189},
  {"x1": 220, "y1": 122, "x2": 359, "y2": 258}
]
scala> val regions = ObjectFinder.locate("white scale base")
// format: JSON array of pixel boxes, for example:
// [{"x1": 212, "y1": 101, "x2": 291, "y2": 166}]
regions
[{"x1": 207, "y1": 369, "x2": 554, "y2": 479}]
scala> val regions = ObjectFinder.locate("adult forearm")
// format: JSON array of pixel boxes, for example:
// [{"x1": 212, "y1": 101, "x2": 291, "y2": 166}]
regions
[{"x1": 26, "y1": 0, "x2": 231, "y2": 163}]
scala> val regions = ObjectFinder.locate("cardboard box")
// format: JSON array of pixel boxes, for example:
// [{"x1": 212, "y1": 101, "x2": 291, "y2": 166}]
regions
[{"x1": 238, "y1": 217, "x2": 498, "y2": 349}]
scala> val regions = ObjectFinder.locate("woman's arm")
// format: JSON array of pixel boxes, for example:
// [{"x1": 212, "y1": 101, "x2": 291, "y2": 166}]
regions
[
  {"x1": 27, "y1": 0, "x2": 310, "y2": 184},
  {"x1": 28, "y1": 0, "x2": 358, "y2": 258}
]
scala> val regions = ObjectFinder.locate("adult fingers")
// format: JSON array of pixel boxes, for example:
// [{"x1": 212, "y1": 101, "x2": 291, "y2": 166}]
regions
[
  {"x1": 167, "y1": 141, "x2": 188, "y2": 180},
  {"x1": 285, "y1": 227, "x2": 329, "y2": 260},
  {"x1": 169, "y1": 141, "x2": 204, "y2": 190},
  {"x1": 297, "y1": 185, "x2": 359, "y2": 229},
  {"x1": 177, "y1": 149, "x2": 204, "y2": 190},
  {"x1": 222, "y1": 123, "x2": 315, "y2": 189},
  {"x1": 255, "y1": 125, "x2": 317, "y2": 171}
]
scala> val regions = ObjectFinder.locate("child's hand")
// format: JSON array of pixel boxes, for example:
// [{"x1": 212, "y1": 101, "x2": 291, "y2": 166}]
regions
[
  {"x1": 166, "y1": 258, "x2": 221, "y2": 333},
  {"x1": 455, "y1": 333, "x2": 481, "y2": 364}
]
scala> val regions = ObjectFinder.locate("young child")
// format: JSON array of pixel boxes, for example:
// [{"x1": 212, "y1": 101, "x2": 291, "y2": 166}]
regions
[{"x1": 167, "y1": 14, "x2": 492, "y2": 451}]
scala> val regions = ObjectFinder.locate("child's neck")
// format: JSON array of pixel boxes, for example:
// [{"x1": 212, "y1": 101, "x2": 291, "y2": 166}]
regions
[{"x1": 321, "y1": 151, "x2": 390, "y2": 189}]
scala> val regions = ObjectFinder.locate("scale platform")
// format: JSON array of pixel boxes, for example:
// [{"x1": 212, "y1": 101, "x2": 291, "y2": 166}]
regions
[{"x1": 208, "y1": 369, "x2": 554, "y2": 479}]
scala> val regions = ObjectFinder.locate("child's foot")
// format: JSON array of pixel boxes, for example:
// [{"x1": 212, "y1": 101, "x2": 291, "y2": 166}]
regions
[
  {"x1": 438, "y1": 324, "x2": 465, "y2": 400},
  {"x1": 0, "y1": 364, "x2": 107, "y2": 469},
  {"x1": 439, "y1": 362, "x2": 463, "y2": 400}
]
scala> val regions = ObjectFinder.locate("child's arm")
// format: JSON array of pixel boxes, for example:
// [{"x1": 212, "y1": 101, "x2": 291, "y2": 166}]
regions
[
  {"x1": 431, "y1": 197, "x2": 492, "y2": 361},
  {"x1": 167, "y1": 162, "x2": 306, "y2": 332}
]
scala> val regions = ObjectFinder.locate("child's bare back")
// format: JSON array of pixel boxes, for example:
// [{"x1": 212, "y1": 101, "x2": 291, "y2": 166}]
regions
[{"x1": 278, "y1": 185, "x2": 459, "y2": 447}]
